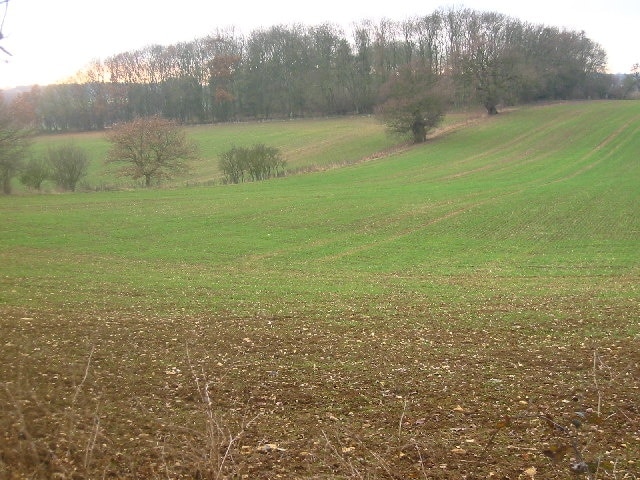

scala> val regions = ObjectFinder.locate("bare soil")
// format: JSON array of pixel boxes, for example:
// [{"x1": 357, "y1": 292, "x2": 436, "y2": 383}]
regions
[{"x1": 1, "y1": 299, "x2": 638, "y2": 479}]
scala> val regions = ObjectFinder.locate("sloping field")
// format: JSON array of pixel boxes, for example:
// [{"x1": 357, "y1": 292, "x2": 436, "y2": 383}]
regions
[
  {"x1": 1, "y1": 101, "x2": 639, "y2": 478},
  {"x1": 30, "y1": 115, "x2": 399, "y2": 189},
  {"x1": 29, "y1": 111, "x2": 481, "y2": 190}
]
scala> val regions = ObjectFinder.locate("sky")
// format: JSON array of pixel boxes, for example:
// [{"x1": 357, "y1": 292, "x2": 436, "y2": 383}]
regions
[{"x1": 1, "y1": 0, "x2": 638, "y2": 89}]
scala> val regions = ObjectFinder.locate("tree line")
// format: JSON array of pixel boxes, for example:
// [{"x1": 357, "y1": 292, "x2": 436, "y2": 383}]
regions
[{"x1": 6, "y1": 7, "x2": 622, "y2": 132}]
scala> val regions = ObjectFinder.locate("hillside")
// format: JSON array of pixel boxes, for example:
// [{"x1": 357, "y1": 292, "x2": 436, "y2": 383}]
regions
[
  {"x1": 16, "y1": 101, "x2": 639, "y2": 302},
  {"x1": 30, "y1": 115, "x2": 401, "y2": 190},
  {"x1": 1, "y1": 101, "x2": 639, "y2": 479},
  {"x1": 27, "y1": 110, "x2": 481, "y2": 190}
]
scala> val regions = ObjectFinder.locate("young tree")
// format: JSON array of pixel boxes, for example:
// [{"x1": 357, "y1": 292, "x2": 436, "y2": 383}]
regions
[
  {"x1": 47, "y1": 143, "x2": 89, "y2": 191},
  {"x1": 376, "y1": 62, "x2": 449, "y2": 143},
  {"x1": 0, "y1": 96, "x2": 32, "y2": 194},
  {"x1": 105, "y1": 116, "x2": 198, "y2": 187}
]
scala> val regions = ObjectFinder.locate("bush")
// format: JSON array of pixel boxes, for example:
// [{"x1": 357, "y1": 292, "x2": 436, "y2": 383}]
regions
[
  {"x1": 20, "y1": 157, "x2": 50, "y2": 190},
  {"x1": 47, "y1": 143, "x2": 89, "y2": 191},
  {"x1": 219, "y1": 144, "x2": 286, "y2": 184}
]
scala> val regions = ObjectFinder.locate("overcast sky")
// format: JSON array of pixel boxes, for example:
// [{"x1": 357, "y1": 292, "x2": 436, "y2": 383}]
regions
[{"x1": 1, "y1": 0, "x2": 638, "y2": 89}]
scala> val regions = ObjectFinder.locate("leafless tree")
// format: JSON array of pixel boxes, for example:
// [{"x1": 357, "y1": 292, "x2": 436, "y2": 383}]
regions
[{"x1": 105, "y1": 116, "x2": 198, "y2": 187}]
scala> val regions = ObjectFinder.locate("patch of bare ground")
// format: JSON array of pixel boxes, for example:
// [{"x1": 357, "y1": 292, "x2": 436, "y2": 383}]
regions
[{"x1": 1, "y1": 300, "x2": 638, "y2": 479}]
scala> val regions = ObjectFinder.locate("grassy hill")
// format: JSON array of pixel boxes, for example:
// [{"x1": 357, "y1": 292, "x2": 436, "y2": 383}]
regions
[
  {"x1": 1, "y1": 101, "x2": 639, "y2": 479},
  {"x1": 30, "y1": 115, "x2": 399, "y2": 189},
  {"x1": 9, "y1": 102, "x2": 639, "y2": 310},
  {"x1": 29, "y1": 111, "x2": 483, "y2": 190}
]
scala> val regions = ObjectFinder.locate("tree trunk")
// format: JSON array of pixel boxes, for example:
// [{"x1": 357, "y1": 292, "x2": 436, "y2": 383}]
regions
[
  {"x1": 485, "y1": 103, "x2": 499, "y2": 115},
  {"x1": 145, "y1": 174, "x2": 152, "y2": 187},
  {"x1": 412, "y1": 121, "x2": 427, "y2": 143}
]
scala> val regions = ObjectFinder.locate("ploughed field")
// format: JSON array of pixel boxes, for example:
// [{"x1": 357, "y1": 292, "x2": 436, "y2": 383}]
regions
[{"x1": 1, "y1": 101, "x2": 639, "y2": 478}]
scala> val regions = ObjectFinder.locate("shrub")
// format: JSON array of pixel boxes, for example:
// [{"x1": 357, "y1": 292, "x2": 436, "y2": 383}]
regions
[
  {"x1": 47, "y1": 143, "x2": 89, "y2": 192},
  {"x1": 20, "y1": 157, "x2": 50, "y2": 190},
  {"x1": 219, "y1": 144, "x2": 286, "y2": 184}
]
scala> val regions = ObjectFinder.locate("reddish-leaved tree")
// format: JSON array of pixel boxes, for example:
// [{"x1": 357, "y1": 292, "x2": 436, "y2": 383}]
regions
[{"x1": 105, "y1": 116, "x2": 198, "y2": 187}]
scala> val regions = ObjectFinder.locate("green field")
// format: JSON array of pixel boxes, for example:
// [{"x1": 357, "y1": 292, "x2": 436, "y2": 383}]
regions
[
  {"x1": 29, "y1": 115, "x2": 400, "y2": 190},
  {"x1": 1, "y1": 101, "x2": 639, "y2": 479}
]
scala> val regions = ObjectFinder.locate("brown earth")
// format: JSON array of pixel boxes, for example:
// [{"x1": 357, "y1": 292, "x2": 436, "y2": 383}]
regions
[{"x1": 1, "y1": 300, "x2": 638, "y2": 479}]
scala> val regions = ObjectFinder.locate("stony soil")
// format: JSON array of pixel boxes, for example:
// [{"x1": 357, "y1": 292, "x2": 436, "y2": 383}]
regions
[{"x1": 1, "y1": 300, "x2": 638, "y2": 479}]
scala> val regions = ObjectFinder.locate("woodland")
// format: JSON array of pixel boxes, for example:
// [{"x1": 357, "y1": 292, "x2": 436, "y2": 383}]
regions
[{"x1": 6, "y1": 7, "x2": 630, "y2": 132}]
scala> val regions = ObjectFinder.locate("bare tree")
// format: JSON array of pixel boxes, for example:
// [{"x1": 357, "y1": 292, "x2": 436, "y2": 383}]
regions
[{"x1": 105, "y1": 116, "x2": 198, "y2": 187}]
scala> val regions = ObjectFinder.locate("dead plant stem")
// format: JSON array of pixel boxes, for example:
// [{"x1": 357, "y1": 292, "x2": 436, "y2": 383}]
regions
[
  {"x1": 398, "y1": 398, "x2": 408, "y2": 436},
  {"x1": 72, "y1": 345, "x2": 95, "y2": 406}
]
